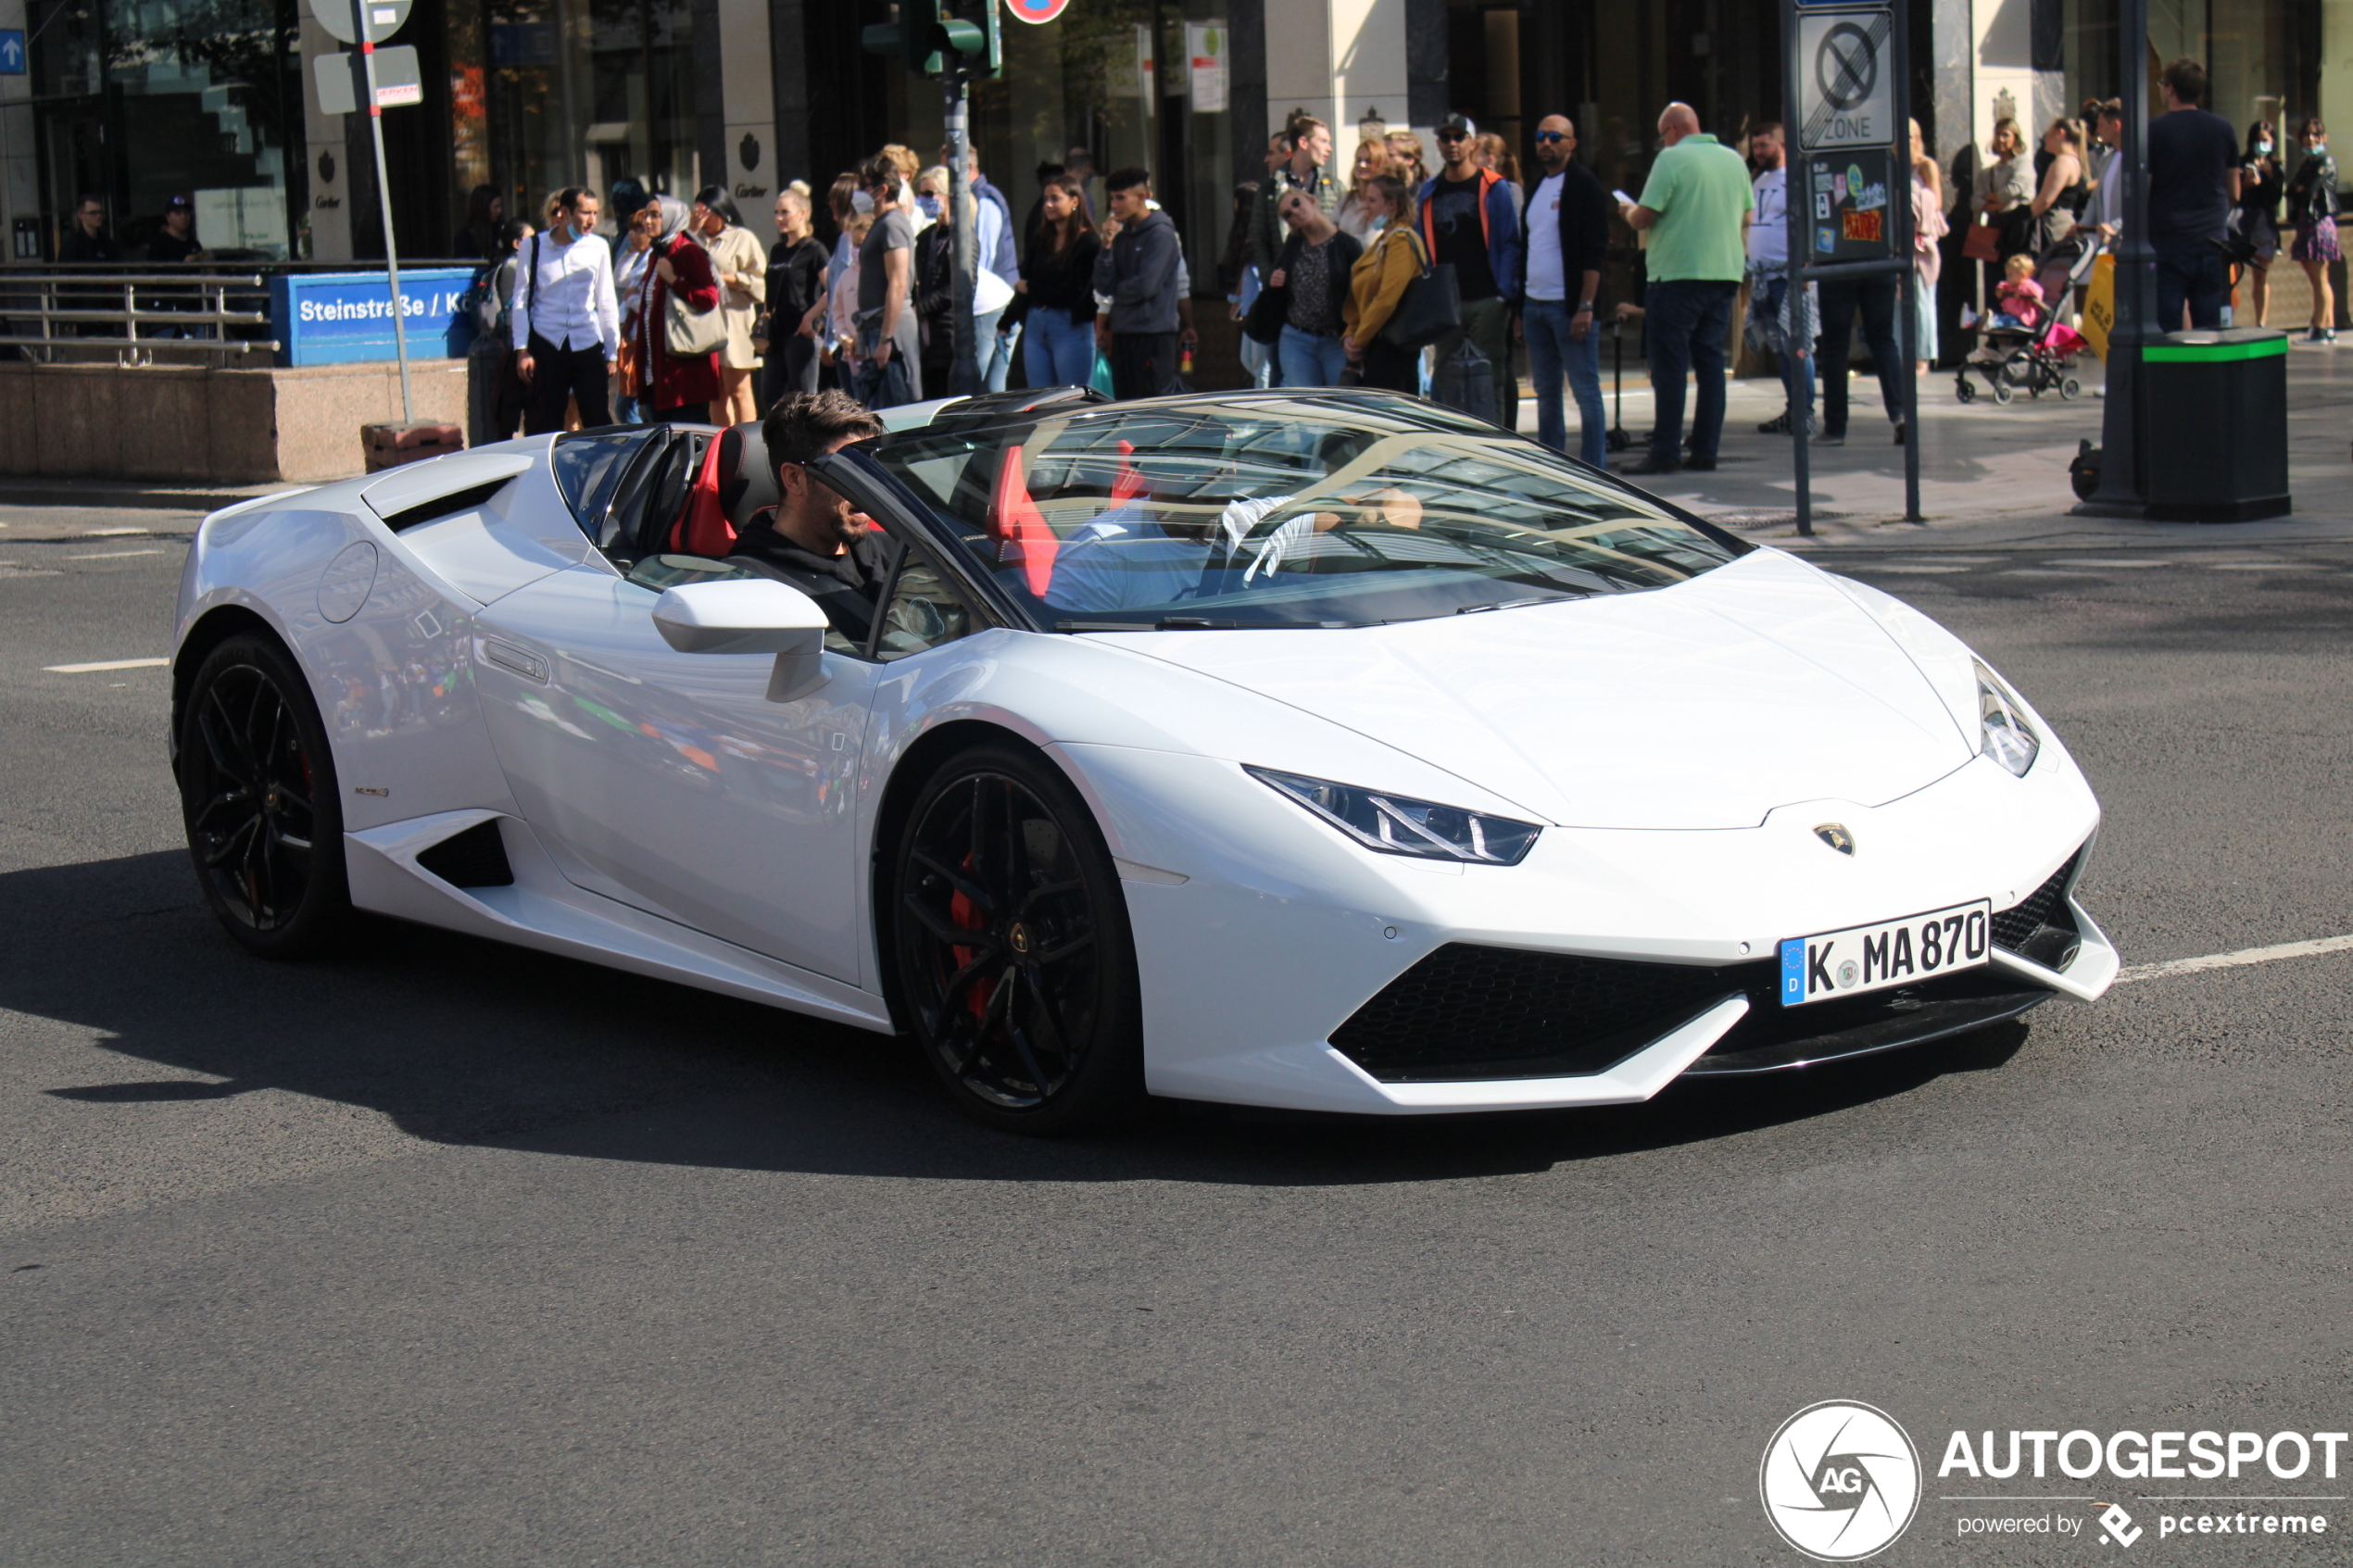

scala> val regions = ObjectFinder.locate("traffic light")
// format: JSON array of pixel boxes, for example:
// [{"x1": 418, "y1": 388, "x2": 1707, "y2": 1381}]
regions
[{"x1": 861, "y1": 0, "x2": 996, "y2": 79}]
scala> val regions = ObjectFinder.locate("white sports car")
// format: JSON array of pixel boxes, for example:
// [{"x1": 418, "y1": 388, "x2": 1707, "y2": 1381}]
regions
[{"x1": 170, "y1": 387, "x2": 2114, "y2": 1132}]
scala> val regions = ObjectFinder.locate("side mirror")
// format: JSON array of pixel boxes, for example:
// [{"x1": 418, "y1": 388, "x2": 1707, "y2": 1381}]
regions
[{"x1": 650, "y1": 578, "x2": 832, "y2": 702}]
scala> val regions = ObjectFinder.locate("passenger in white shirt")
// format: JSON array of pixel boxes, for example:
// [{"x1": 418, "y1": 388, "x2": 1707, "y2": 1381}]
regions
[
  {"x1": 511, "y1": 186, "x2": 620, "y2": 433},
  {"x1": 1743, "y1": 125, "x2": 1816, "y2": 438}
]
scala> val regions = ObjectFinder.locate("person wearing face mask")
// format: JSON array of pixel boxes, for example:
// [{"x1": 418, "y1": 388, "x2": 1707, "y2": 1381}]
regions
[
  {"x1": 510, "y1": 186, "x2": 618, "y2": 433},
  {"x1": 2237, "y1": 120, "x2": 2284, "y2": 326},
  {"x1": 912, "y1": 167, "x2": 957, "y2": 395}
]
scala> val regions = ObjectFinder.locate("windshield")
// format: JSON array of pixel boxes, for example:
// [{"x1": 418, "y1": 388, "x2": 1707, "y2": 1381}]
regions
[{"x1": 866, "y1": 395, "x2": 1743, "y2": 629}]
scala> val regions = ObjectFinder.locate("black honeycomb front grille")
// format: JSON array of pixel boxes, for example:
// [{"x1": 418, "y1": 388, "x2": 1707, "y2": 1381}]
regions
[
  {"x1": 1991, "y1": 851, "x2": 2082, "y2": 970},
  {"x1": 1329, "y1": 944, "x2": 1763, "y2": 1082}
]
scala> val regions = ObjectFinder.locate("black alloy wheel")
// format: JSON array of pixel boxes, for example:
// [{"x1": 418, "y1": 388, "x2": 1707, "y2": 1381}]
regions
[
  {"x1": 178, "y1": 633, "x2": 350, "y2": 957},
  {"x1": 888, "y1": 744, "x2": 1143, "y2": 1133}
]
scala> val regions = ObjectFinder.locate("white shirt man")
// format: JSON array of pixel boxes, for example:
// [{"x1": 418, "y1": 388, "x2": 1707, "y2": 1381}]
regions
[{"x1": 510, "y1": 188, "x2": 619, "y2": 433}]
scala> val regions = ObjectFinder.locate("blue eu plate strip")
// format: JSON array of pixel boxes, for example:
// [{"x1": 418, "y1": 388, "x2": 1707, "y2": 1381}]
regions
[{"x1": 1779, "y1": 938, "x2": 1805, "y2": 1004}]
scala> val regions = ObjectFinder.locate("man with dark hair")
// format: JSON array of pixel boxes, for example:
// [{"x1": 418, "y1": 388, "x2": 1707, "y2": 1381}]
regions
[
  {"x1": 2147, "y1": 56, "x2": 2241, "y2": 329},
  {"x1": 726, "y1": 390, "x2": 896, "y2": 643},
  {"x1": 511, "y1": 185, "x2": 618, "y2": 433},
  {"x1": 61, "y1": 194, "x2": 121, "y2": 337},
  {"x1": 1419, "y1": 112, "x2": 1523, "y2": 421},
  {"x1": 855, "y1": 153, "x2": 922, "y2": 407},
  {"x1": 1252, "y1": 113, "x2": 1340, "y2": 277},
  {"x1": 1091, "y1": 168, "x2": 1184, "y2": 398}
]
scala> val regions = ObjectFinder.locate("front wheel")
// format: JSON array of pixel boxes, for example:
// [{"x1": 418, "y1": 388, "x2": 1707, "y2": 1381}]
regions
[
  {"x1": 886, "y1": 744, "x2": 1145, "y2": 1134},
  {"x1": 1955, "y1": 377, "x2": 1977, "y2": 404},
  {"x1": 178, "y1": 632, "x2": 351, "y2": 957},
  {"x1": 2059, "y1": 377, "x2": 2082, "y2": 400},
  {"x1": 1991, "y1": 381, "x2": 2015, "y2": 405}
]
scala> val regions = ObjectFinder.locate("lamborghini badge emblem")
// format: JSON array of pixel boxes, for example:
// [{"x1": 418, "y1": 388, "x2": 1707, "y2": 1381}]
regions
[{"x1": 1814, "y1": 823, "x2": 1856, "y2": 856}]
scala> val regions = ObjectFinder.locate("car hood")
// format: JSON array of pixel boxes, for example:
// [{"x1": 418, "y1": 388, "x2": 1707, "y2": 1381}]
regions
[{"x1": 1097, "y1": 548, "x2": 1979, "y2": 829}]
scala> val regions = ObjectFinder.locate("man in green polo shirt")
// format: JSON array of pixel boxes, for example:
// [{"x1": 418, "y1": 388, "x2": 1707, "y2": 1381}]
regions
[{"x1": 1617, "y1": 103, "x2": 1752, "y2": 474}]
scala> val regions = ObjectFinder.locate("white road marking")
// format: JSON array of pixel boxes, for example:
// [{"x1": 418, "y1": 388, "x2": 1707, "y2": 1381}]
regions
[
  {"x1": 44, "y1": 657, "x2": 169, "y2": 673},
  {"x1": 81, "y1": 526, "x2": 145, "y2": 536},
  {"x1": 2051, "y1": 558, "x2": 2172, "y2": 568},
  {"x1": 1855, "y1": 564, "x2": 1969, "y2": 574},
  {"x1": 66, "y1": 548, "x2": 165, "y2": 560},
  {"x1": 2117, "y1": 934, "x2": 2353, "y2": 985}
]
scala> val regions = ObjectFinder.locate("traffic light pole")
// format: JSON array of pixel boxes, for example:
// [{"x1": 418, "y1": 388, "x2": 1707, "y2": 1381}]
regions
[
  {"x1": 945, "y1": 68, "x2": 980, "y2": 397},
  {"x1": 2088, "y1": 0, "x2": 2151, "y2": 511}
]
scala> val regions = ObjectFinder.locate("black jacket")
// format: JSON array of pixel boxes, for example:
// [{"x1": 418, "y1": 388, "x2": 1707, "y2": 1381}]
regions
[
  {"x1": 766, "y1": 234, "x2": 829, "y2": 327},
  {"x1": 1019, "y1": 231, "x2": 1101, "y2": 320},
  {"x1": 1530, "y1": 159, "x2": 1613, "y2": 307},
  {"x1": 726, "y1": 519, "x2": 900, "y2": 646}
]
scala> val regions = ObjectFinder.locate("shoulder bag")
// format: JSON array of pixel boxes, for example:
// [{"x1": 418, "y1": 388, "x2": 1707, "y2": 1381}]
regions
[
  {"x1": 1242, "y1": 235, "x2": 1297, "y2": 345},
  {"x1": 1377, "y1": 232, "x2": 1460, "y2": 354},
  {"x1": 663, "y1": 243, "x2": 728, "y2": 357}
]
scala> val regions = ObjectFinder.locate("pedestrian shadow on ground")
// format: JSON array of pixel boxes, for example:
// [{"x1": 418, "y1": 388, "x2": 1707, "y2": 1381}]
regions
[{"x1": 8, "y1": 850, "x2": 2031, "y2": 1190}]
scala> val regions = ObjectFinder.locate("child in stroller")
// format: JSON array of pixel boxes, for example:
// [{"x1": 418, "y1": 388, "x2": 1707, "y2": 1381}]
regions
[{"x1": 1956, "y1": 245, "x2": 2096, "y2": 405}]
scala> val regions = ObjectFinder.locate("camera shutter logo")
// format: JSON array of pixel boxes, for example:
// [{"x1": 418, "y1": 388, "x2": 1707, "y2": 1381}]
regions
[{"x1": 1759, "y1": 1400, "x2": 1921, "y2": 1561}]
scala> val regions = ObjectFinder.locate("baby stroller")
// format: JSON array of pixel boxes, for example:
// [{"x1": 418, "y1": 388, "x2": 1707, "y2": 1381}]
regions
[{"x1": 1955, "y1": 242, "x2": 2099, "y2": 406}]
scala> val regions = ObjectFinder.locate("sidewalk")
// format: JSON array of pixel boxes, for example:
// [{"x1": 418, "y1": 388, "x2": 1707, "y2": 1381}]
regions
[{"x1": 1524, "y1": 342, "x2": 2353, "y2": 552}]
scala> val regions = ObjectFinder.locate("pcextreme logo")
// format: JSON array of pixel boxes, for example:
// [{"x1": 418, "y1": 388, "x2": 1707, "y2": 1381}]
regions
[{"x1": 1760, "y1": 1400, "x2": 1923, "y2": 1561}]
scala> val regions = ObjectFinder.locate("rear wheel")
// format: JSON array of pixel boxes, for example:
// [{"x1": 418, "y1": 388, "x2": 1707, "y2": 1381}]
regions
[
  {"x1": 1991, "y1": 381, "x2": 2014, "y2": 405},
  {"x1": 2059, "y1": 377, "x2": 2082, "y2": 400},
  {"x1": 178, "y1": 633, "x2": 350, "y2": 957},
  {"x1": 886, "y1": 743, "x2": 1144, "y2": 1134}
]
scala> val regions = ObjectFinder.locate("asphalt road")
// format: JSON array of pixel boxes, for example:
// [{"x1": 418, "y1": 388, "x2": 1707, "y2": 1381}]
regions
[{"x1": 3, "y1": 518, "x2": 2349, "y2": 1566}]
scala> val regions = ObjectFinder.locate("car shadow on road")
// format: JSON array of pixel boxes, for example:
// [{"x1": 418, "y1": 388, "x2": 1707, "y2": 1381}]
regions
[{"x1": 9, "y1": 851, "x2": 2030, "y2": 1190}]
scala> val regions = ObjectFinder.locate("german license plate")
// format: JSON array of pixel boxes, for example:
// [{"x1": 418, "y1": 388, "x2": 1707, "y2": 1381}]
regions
[{"x1": 1778, "y1": 900, "x2": 1994, "y2": 1007}]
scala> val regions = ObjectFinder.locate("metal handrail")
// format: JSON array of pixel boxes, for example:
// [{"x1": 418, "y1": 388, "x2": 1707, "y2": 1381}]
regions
[{"x1": 0, "y1": 271, "x2": 282, "y2": 364}]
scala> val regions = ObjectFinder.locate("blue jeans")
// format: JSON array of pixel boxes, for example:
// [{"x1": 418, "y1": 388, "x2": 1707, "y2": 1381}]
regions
[
  {"x1": 974, "y1": 307, "x2": 1014, "y2": 393},
  {"x1": 1643, "y1": 279, "x2": 1738, "y2": 463},
  {"x1": 1750, "y1": 273, "x2": 1817, "y2": 421},
  {"x1": 1522, "y1": 298, "x2": 1607, "y2": 466},
  {"x1": 1277, "y1": 323, "x2": 1349, "y2": 387},
  {"x1": 1024, "y1": 307, "x2": 1097, "y2": 389},
  {"x1": 2153, "y1": 240, "x2": 2227, "y2": 330}
]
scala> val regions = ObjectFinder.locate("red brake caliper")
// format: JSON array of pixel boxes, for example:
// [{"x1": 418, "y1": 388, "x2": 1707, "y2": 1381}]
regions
[{"x1": 950, "y1": 853, "x2": 993, "y2": 1018}]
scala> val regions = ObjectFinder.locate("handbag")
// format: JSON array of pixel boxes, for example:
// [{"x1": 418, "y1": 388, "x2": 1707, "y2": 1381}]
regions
[
  {"x1": 1244, "y1": 240, "x2": 1294, "y2": 345},
  {"x1": 663, "y1": 247, "x2": 727, "y2": 358},
  {"x1": 1960, "y1": 220, "x2": 2001, "y2": 264},
  {"x1": 1377, "y1": 233, "x2": 1460, "y2": 354}
]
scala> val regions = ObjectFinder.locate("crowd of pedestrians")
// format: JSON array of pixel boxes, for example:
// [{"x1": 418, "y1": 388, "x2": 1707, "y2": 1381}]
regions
[{"x1": 449, "y1": 56, "x2": 2332, "y2": 456}]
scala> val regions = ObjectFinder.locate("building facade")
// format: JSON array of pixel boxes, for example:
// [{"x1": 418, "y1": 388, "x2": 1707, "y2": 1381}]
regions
[{"x1": 0, "y1": 0, "x2": 2339, "y2": 293}]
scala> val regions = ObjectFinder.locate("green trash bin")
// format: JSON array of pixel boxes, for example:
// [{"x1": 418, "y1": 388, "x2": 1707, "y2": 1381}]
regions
[{"x1": 2140, "y1": 328, "x2": 2290, "y2": 521}]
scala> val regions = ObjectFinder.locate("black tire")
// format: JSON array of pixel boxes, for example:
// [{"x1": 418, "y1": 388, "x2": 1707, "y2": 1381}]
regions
[
  {"x1": 178, "y1": 632, "x2": 351, "y2": 958},
  {"x1": 1955, "y1": 378, "x2": 1976, "y2": 404},
  {"x1": 885, "y1": 742, "x2": 1145, "y2": 1134}
]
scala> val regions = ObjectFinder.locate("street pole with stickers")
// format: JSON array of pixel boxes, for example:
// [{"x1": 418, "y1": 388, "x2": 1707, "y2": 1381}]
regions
[
  {"x1": 309, "y1": 0, "x2": 422, "y2": 423},
  {"x1": 1780, "y1": 0, "x2": 1919, "y2": 534}
]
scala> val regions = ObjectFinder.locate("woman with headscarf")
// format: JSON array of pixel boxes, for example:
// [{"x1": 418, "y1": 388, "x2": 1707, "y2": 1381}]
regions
[
  {"x1": 692, "y1": 184, "x2": 765, "y2": 425},
  {"x1": 630, "y1": 195, "x2": 723, "y2": 422}
]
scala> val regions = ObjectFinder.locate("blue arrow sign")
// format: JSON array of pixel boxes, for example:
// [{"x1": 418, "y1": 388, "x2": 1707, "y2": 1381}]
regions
[{"x1": 0, "y1": 31, "x2": 27, "y2": 73}]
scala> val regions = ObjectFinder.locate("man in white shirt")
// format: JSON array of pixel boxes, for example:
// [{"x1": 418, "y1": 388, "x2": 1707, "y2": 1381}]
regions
[
  {"x1": 1744, "y1": 124, "x2": 1814, "y2": 436},
  {"x1": 1516, "y1": 113, "x2": 1612, "y2": 463},
  {"x1": 511, "y1": 186, "x2": 620, "y2": 433}
]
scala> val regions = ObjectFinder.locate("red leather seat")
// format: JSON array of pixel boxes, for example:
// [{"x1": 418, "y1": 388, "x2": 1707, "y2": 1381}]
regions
[{"x1": 666, "y1": 422, "x2": 774, "y2": 558}]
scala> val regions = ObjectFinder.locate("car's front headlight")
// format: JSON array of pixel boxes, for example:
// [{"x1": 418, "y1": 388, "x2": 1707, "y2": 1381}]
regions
[
  {"x1": 1246, "y1": 766, "x2": 1542, "y2": 865},
  {"x1": 1976, "y1": 660, "x2": 2040, "y2": 777}
]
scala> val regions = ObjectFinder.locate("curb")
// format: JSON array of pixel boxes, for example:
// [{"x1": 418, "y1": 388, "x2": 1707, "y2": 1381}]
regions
[{"x1": 0, "y1": 480, "x2": 293, "y2": 512}]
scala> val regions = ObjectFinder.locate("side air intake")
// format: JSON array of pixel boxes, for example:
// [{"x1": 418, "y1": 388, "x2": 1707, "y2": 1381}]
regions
[{"x1": 414, "y1": 819, "x2": 515, "y2": 888}]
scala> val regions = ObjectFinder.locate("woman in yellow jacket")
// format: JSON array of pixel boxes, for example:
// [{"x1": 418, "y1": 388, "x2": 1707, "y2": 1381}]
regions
[{"x1": 1341, "y1": 175, "x2": 1425, "y2": 393}]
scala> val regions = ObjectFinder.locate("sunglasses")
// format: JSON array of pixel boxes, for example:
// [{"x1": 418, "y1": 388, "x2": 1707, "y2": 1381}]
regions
[{"x1": 1534, "y1": 131, "x2": 1568, "y2": 144}]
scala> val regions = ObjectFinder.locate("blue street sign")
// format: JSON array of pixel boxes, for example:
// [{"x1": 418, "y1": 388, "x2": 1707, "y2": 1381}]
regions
[
  {"x1": 0, "y1": 31, "x2": 27, "y2": 73},
  {"x1": 270, "y1": 268, "x2": 477, "y2": 366}
]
